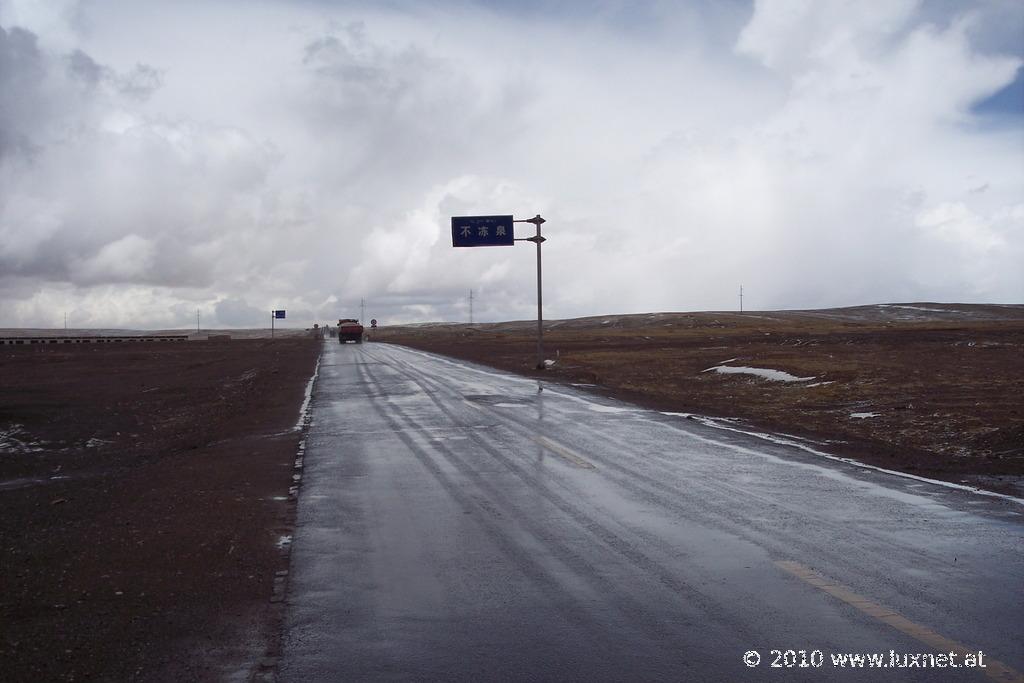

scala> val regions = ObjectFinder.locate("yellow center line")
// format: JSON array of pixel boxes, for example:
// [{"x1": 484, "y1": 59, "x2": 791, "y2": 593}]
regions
[
  {"x1": 775, "y1": 560, "x2": 1023, "y2": 683},
  {"x1": 535, "y1": 436, "x2": 597, "y2": 470}
]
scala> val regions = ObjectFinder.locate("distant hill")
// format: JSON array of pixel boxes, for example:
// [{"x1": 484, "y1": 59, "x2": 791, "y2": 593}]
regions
[{"x1": 383, "y1": 303, "x2": 1024, "y2": 332}]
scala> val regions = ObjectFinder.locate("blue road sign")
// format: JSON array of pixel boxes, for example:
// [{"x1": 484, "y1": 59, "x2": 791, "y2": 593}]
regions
[
  {"x1": 274, "y1": 310, "x2": 286, "y2": 319},
  {"x1": 452, "y1": 215, "x2": 514, "y2": 247}
]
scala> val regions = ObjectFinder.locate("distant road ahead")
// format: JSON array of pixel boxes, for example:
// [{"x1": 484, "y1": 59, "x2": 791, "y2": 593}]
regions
[{"x1": 282, "y1": 342, "x2": 1023, "y2": 681}]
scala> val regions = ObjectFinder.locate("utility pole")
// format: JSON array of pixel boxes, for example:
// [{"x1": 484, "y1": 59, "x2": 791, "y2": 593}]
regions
[
  {"x1": 469, "y1": 289, "x2": 474, "y2": 324},
  {"x1": 196, "y1": 309, "x2": 200, "y2": 334},
  {"x1": 64, "y1": 312, "x2": 67, "y2": 330},
  {"x1": 740, "y1": 285, "x2": 744, "y2": 313},
  {"x1": 360, "y1": 298, "x2": 365, "y2": 324},
  {"x1": 514, "y1": 214, "x2": 547, "y2": 370}
]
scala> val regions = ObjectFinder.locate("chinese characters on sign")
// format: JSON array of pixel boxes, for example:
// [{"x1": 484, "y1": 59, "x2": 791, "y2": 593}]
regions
[{"x1": 452, "y1": 215, "x2": 515, "y2": 247}]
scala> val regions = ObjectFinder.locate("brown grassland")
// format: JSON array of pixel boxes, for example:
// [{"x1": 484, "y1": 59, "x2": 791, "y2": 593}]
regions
[{"x1": 0, "y1": 338, "x2": 319, "y2": 681}]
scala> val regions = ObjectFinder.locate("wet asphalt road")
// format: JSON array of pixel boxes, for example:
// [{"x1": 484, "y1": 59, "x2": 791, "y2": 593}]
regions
[{"x1": 281, "y1": 342, "x2": 1023, "y2": 682}]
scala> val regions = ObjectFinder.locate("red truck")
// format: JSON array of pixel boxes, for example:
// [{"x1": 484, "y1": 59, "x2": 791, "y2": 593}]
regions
[{"x1": 337, "y1": 319, "x2": 364, "y2": 344}]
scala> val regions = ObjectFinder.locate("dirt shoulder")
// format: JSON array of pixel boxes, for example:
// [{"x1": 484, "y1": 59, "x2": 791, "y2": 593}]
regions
[
  {"x1": 0, "y1": 338, "x2": 320, "y2": 681},
  {"x1": 372, "y1": 306, "x2": 1024, "y2": 498}
]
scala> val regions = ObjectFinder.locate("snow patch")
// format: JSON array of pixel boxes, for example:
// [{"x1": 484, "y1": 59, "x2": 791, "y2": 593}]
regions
[
  {"x1": 702, "y1": 365, "x2": 815, "y2": 382},
  {"x1": 850, "y1": 412, "x2": 880, "y2": 419},
  {"x1": 880, "y1": 304, "x2": 954, "y2": 313},
  {"x1": 294, "y1": 352, "x2": 322, "y2": 431},
  {"x1": 0, "y1": 425, "x2": 43, "y2": 453}
]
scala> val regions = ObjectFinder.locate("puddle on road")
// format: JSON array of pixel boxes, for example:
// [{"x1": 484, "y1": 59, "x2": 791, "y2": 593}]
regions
[
  {"x1": 586, "y1": 404, "x2": 636, "y2": 414},
  {"x1": 463, "y1": 394, "x2": 534, "y2": 406}
]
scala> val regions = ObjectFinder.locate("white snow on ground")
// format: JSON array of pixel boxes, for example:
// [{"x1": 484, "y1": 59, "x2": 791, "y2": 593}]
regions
[
  {"x1": 294, "y1": 353, "x2": 322, "y2": 431},
  {"x1": 850, "y1": 412, "x2": 881, "y2": 419},
  {"x1": 879, "y1": 304, "x2": 955, "y2": 313},
  {"x1": 805, "y1": 381, "x2": 835, "y2": 388},
  {"x1": 702, "y1": 365, "x2": 815, "y2": 382},
  {"x1": 0, "y1": 425, "x2": 43, "y2": 453}
]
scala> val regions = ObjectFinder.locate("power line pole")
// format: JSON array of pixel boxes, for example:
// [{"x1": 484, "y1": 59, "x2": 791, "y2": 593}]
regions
[
  {"x1": 739, "y1": 285, "x2": 743, "y2": 312},
  {"x1": 196, "y1": 309, "x2": 200, "y2": 333},
  {"x1": 64, "y1": 312, "x2": 67, "y2": 330},
  {"x1": 469, "y1": 289, "x2": 474, "y2": 324},
  {"x1": 360, "y1": 298, "x2": 365, "y2": 324}
]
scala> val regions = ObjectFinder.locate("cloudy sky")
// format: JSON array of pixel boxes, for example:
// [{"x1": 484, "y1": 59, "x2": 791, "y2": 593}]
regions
[{"x1": 1, "y1": 0, "x2": 1021, "y2": 328}]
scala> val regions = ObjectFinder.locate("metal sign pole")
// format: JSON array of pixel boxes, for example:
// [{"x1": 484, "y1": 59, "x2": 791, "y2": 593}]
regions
[
  {"x1": 271, "y1": 311, "x2": 274, "y2": 338},
  {"x1": 453, "y1": 213, "x2": 547, "y2": 371},
  {"x1": 514, "y1": 215, "x2": 547, "y2": 370},
  {"x1": 534, "y1": 220, "x2": 544, "y2": 370}
]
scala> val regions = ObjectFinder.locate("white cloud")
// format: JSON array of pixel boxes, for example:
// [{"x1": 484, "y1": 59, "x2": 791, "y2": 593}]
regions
[
  {"x1": 0, "y1": 0, "x2": 1020, "y2": 328},
  {"x1": 916, "y1": 202, "x2": 1004, "y2": 250},
  {"x1": 71, "y1": 234, "x2": 155, "y2": 282}
]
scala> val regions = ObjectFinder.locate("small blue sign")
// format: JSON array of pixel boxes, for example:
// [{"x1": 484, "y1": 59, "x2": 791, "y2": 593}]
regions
[
  {"x1": 274, "y1": 310, "x2": 286, "y2": 319},
  {"x1": 452, "y1": 215, "x2": 514, "y2": 247}
]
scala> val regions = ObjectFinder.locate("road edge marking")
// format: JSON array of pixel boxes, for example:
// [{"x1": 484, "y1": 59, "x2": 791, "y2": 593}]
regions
[{"x1": 775, "y1": 560, "x2": 1023, "y2": 682}]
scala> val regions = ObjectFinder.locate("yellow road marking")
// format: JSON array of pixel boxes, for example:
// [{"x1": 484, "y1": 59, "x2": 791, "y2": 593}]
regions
[
  {"x1": 535, "y1": 436, "x2": 596, "y2": 470},
  {"x1": 775, "y1": 560, "x2": 1023, "y2": 682}
]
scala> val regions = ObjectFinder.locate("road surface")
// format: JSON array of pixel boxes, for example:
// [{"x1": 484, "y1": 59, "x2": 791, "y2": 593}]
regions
[{"x1": 281, "y1": 342, "x2": 1023, "y2": 681}]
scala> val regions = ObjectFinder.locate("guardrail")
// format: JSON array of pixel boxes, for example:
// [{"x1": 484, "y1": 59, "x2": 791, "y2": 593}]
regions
[{"x1": 0, "y1": 335, "x2": 190, "y2": 346}]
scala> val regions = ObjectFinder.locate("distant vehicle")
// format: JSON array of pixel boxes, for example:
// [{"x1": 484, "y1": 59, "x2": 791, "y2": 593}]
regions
[{"x1": 337, "y1": 319, "x2": 364, "y2": 344}]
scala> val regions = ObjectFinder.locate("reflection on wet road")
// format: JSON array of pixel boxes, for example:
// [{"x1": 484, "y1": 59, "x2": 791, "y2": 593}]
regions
[{"x1": 281, "y1": 342, "x2": 1023, "y2": 681}]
